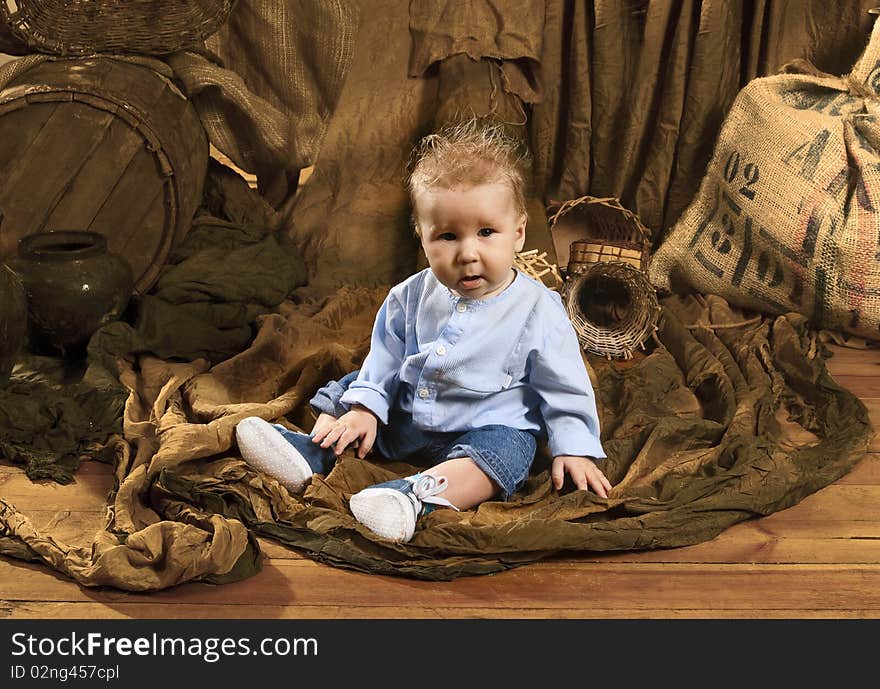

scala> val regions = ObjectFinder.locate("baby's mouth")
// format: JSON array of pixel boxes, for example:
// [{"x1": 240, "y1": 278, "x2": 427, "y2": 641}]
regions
[{"x1": 459, "y1": 275, "x2": 483, "y2": 289}]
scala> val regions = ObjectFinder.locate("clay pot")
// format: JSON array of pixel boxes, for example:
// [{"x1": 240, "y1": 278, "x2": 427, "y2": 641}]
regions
[
  {"x1": 0, "y1": 262, "x2": 28, "y2": 382},
  {"x1": 7, "y1": 231, "x2": 134, "y2": 357}
]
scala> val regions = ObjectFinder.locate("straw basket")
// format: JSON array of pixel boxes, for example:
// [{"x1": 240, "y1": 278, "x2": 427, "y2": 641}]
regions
[
  {"x1": 0, "y1": 0, "x2": 236, "y2": 56},
  {"x1": 549, "y1": 196, "x2": 660, "y2": 360},
  {"x1": 513, "y1": 249, "x2": 563, "y2": 291}
]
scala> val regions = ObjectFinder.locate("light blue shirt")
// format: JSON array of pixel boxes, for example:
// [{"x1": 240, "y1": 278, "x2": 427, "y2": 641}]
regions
[{"x1": 339, "y1": 268, "x2": 606, "y2": 459}]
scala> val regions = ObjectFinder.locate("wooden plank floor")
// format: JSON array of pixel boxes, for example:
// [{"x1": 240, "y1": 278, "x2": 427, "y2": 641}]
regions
[{"x1": 1, "y1": 343, "x2": 878, "y2": 619}]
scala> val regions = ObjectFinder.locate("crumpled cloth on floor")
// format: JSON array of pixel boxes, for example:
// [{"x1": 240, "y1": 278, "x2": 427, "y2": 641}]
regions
[
  {"x1": 0, "y1": 161, "x2": 304, "y2": 590},
  {"x1": 179, "y1": 289, "x2": 874, "y2": 580},
  {"x1": 8, "y1": 283, "x2": 871, "y2": 588}
]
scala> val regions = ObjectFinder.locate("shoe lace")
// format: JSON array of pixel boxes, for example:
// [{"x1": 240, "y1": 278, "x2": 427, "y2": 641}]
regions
[{"x1": 410, "y1": 474, "x2": 460, "y2": 511}]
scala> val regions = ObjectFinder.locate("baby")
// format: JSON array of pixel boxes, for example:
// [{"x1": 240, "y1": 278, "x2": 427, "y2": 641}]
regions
[{"x1": 235, "y1": 119, "x2": 611, "y2": 542}]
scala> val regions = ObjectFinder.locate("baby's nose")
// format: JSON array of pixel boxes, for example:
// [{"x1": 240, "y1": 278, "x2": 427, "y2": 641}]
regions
[{"x1": 457, "y1": 239, "x2": 479, "y2": 261}]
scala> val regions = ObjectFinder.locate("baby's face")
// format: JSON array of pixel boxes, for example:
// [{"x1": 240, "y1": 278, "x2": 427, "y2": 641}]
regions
[{"x1": 414, "y1": 181, "x2": 526, "y2": 300}]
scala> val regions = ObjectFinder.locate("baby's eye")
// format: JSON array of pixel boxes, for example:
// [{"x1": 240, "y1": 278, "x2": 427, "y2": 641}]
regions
[
  {"x1": 477, "y1": 227, "x2": 495, "y2": 237},
  {"x1": 438, "y1": 232, "x2": 456, "y2": 241}
]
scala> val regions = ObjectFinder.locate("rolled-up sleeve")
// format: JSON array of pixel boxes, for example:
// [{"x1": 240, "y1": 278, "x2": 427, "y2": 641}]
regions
[
  {"x1": 528, "y1": 307, "x2": 606, "y2": 461},
  {"x1": 339, "y1": 291, "x2": 406, "y2": 423}
]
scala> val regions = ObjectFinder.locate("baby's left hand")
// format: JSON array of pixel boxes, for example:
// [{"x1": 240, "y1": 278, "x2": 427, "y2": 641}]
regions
[
  {"x1": 312, "y1": 404, "x2": 378, "y2": 458},
  {"x1": 552, "y1": 455, "x2": 612, "y2": 498}
]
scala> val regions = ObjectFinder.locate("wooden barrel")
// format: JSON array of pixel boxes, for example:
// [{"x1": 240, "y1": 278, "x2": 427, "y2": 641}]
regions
[{"x1": 0, "y1": 57, "x2": 208, "y2": 293}]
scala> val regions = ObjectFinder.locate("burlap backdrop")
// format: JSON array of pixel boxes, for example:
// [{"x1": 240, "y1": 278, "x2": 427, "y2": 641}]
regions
[
  {"x1": 6, "y1": 1, "x2": 873, "y2": 265},
  {"x1": 530, "y1": 0, "x2": 880, "y2": 239},
  {"x1": 0, "y1": 1, "x2": 359, "y2": 210},
  {"x1": 273, "y1": 0, "x2": 880, "y2": 300},
  {"x1": 650, "y1": 15, "x2": 880, "y2": 340}
]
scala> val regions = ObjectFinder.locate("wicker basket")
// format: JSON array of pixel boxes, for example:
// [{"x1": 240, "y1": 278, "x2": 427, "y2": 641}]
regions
[
  {"x1": 548, "y1": 195, "x2": 652, "y2": 273},
  {"x1": 549, "y1": 196, "x2": 660, "y2": 360},
  {"x1": 513, "y1": 249, "x2": 563, "y2": 291},
  {"x1": 0, "y1": 0, "x2": 236, "y2": 56},
  {"x1": 562, "y1": 262, "x2": 660, "y2": 360}
]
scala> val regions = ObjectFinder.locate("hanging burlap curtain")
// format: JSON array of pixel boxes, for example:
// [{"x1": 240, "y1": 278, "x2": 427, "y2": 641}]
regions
[
  {"x1": 531, "y1": 0, "x2": 880, "y2": 245},
  {"x1": 2, "y1": 1, "x2": 877, "y2": 258},
  {"x1": 282, "y1": 0, "x2": 548, "y2": 298},
  {"x1": 270, "y1": 0, "x2": 880, "y2": 299},
  {"x1": 202, "y1": 0, "x2": 359, "y2": 204}
]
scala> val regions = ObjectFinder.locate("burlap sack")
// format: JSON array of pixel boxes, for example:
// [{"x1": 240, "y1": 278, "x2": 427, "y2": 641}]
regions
[{"x1": 649, "y1": 18, "x2": 880, "y2": 340}]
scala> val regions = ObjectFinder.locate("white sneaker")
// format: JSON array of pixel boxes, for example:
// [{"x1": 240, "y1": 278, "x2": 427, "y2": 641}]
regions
[
  {"x1": 349, "y1": 474, "x2": 457, "y2": 542},
  {"x1": 235, "y1": 416, "x2": 317, "y2": 493}
]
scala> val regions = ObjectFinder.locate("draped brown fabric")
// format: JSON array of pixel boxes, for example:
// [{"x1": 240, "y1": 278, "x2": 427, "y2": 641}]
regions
[
  {"x1": 532, "y1": 0, "x2": 880, "y2": 244},
  {"x1": 2, "y1": 1, "x2": 878, "y2": 256},
  {"x1": 203, "y1": 0, "x2": 359, "y2": 205},
  {"x1": 158, "y1": 290, "x2": 867, "y2": 581},
  {"x1": 2, "y1": 285, "x2": 870, "y2": 587},
  {"x1": 282, "y1": 0, "x2": 548, "y2": 298},
  {"x1": 277, "y1": 0, "x2": 880, "y2": 298}
]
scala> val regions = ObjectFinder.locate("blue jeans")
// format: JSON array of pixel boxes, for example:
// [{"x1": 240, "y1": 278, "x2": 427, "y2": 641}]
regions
[{"x1": 309, "y1": 371, "x2": 537, "y2": 499}]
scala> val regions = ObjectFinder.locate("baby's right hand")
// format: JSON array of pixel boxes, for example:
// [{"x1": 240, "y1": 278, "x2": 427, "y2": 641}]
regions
[
  {"x1": 310, "y1": 413, "x2": 339, "y2": 440},
  {"x1": 310, "y1": 405, "x2": 378, "y2": 458}
]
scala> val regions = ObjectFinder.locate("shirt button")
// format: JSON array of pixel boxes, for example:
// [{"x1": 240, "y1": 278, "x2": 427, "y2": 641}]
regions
[
  {"x1": 456, "y1": 303, "x2": 467, "y2": 313},
  {"x1": 418, "y1": 388, "x2": 430, "y2": 398},
  {"x1": 436, "y1": 345, "x2": 447, "y2": 356}
]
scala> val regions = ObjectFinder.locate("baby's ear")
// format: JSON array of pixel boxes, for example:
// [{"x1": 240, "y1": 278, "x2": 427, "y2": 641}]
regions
[{"x1": 515, "y1": 214, "x2": 527, "y2": 250}]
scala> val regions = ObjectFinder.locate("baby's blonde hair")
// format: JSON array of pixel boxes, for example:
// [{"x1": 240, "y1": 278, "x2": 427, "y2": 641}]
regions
[{"x1": 407, "y1": 118, "x2": 529, "y2": 232}]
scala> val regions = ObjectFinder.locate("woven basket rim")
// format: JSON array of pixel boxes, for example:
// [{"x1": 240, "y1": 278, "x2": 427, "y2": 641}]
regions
[
  {"x1": 563, "y1": 261, "x2": 660, "y2": 359},
  {"x1": 548, "y1": 194, "x2": 651, "y2": 247},
  {"x1": 548, "y1": 194, "x2": 653, "y2": 275},
  {"x1": 1, "y1": 0, "x2": 236, "y2": 56}
]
